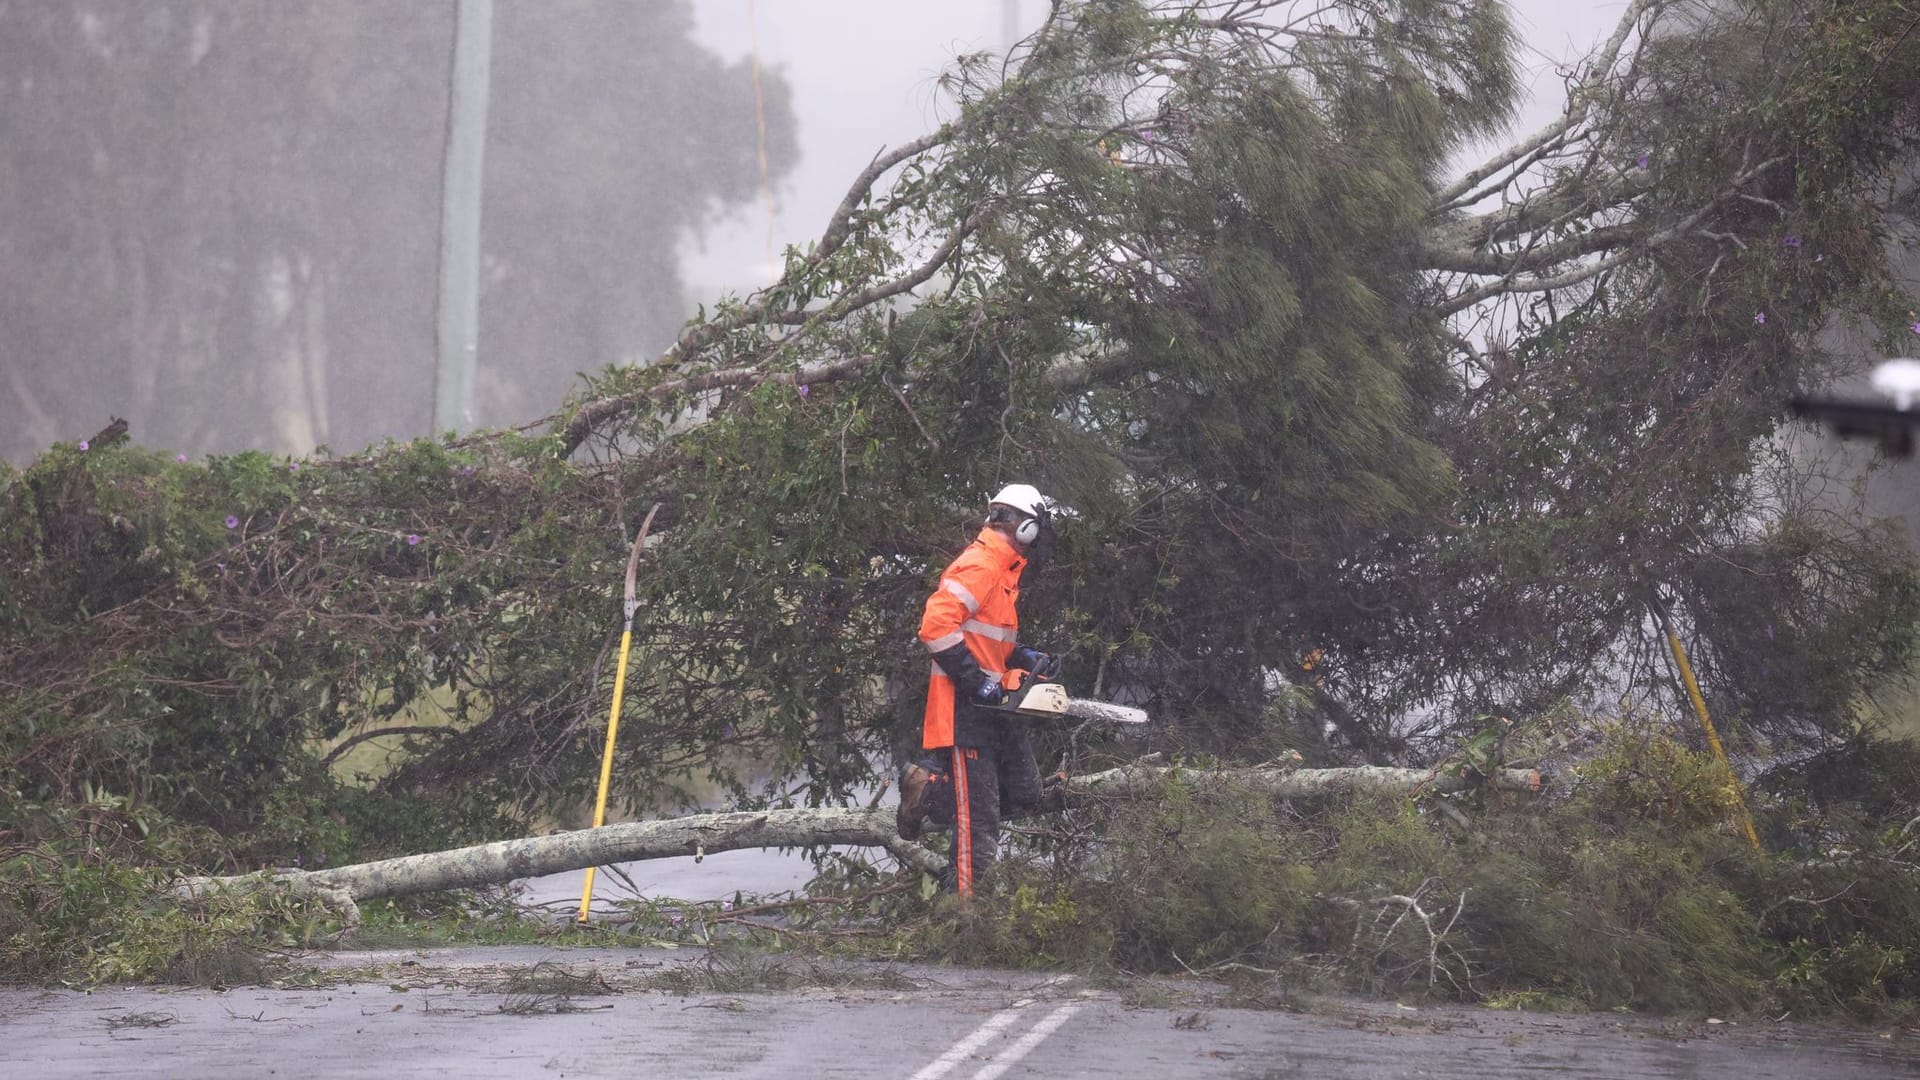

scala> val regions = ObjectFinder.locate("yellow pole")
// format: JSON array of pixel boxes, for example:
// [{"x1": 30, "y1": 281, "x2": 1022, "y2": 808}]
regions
[
  {"x1": 576, "y1": 503, "x2": 659, "y2": 924},
  {"x1": 1662, "y1": 624, "x2": 1762, "y2": 851},
  {"x1": 577, "y1": 625, "x2": 634, "y2": 921}
]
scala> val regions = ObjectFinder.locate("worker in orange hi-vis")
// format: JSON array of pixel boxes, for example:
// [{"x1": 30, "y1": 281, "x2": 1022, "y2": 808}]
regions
[{"x1": 896, "y1": 484, "x2": 1056, "y2": 899}]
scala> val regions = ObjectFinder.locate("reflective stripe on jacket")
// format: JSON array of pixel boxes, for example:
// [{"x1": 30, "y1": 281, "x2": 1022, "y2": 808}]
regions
[{"x1": 919, "y1": 527, "x2": 1026, "y2": 749}]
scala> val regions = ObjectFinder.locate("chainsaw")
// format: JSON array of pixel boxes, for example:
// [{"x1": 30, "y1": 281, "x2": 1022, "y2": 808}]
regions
[{"x1": 984, "y1": 667, "x2": 1149, "y2": 725}]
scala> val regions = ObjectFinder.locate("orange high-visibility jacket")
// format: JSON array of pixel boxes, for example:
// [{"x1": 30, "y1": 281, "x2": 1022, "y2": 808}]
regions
[{"x1": 918, "y1": 526, "x2": 1026, "y2": 749}]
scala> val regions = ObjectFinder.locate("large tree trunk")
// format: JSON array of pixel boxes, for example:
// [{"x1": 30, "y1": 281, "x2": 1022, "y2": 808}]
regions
[
  {"x1": 173, "y1": 762, "x2": 1545, "y2": 922},
  {"x1": 172, "y1": 807, "x2": 934, "y2": 928}
]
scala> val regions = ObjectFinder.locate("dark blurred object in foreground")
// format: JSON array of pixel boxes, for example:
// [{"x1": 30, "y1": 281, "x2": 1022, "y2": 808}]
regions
[
  {"x1": 1789, "y1": 397, "x2": 1917, "y2": 458},
  {"x1": 1790, "y1": 357, "x2": 1920, "y2": 458}
]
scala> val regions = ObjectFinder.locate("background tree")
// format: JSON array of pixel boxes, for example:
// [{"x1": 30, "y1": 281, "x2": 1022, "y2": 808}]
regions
[{"x1": 0, "y1": 0, "x2": 796, "y2": 461}]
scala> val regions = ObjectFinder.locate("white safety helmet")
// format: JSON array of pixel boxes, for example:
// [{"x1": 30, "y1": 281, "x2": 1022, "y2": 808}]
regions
[
  {"x1": 988, "y1": 483, "x2": 1051, "y2": 546},
  {"x1": 989, "y1": 483, "x2": 1049, "y2": 518}
]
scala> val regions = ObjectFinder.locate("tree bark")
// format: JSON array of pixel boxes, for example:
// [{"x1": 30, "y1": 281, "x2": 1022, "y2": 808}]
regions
[
  {"x1": 174, "y1": 806, "x2": 939, "y2": 908},
  {"x1": 1065, "y1": 763, "x2": 1545, "y2": 800},
  {"x1": 173, "y1": 762, "x2": 1544, "y2": 908}
]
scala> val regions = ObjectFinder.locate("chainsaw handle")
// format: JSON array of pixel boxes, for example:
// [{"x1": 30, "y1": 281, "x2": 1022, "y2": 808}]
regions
[{"x1": 1002, "y1": 668, "x2": 1031, "y2": 693}]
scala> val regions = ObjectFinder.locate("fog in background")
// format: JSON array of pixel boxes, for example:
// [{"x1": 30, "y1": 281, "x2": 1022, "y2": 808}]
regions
[
  {"x1": 0, "y1": 1, "x2": 797, "y2": 462},
  {"x1": 684, "y1": 0, "x2": 1624, "y2": 297},
  {"x1": 0, "y1": 1, "x2": 1763, "y2": 466}
]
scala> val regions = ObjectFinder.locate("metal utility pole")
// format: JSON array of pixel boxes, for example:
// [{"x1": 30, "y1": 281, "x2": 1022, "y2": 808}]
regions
[{"x1": 434, "y1": 0, "x2": 493, "y2": 435}]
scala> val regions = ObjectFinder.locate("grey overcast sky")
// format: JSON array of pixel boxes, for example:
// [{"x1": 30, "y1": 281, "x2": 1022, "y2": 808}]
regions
[{"x1": 682, "y1": 0, "x2": 1633, "y2": 302}]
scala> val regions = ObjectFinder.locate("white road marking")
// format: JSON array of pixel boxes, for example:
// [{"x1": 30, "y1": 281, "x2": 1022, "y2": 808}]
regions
[
  {"x1": 911, "y1": 977, "x2": 1080, "y2": 1080},
  {"x1": 970, "y1": 1001, "x2": 1085, "y2": 1079},
  {"x1": 909, "y1": 1001, "x2": 1034, "y2": 1080}
]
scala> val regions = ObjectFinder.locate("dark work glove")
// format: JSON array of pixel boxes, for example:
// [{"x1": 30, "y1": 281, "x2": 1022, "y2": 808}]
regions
[
  {"x1": 971, "y1": 672, "x2": 1006, "y2": 707},
  {"x1": 1011, "y1": 646, "x2": 1060, "y2": 680},
  {"x1": 933, "y1": 640, "x2": 991, "y2": 698}
]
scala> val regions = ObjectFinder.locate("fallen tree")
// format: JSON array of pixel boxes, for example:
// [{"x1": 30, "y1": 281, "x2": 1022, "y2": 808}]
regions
[
  {"x1": 174, "y1": 807, "x2": 936, "y2": 931},
  {"x1": 8, "y1": 0, "x2": 1917, "y2": 866},
  {"x1": 172, "y1": 761, "x2": 1547, "y2": 927},
  {"x1": 39, "y1": 729, "x2": 1916, "y2": 1017}
]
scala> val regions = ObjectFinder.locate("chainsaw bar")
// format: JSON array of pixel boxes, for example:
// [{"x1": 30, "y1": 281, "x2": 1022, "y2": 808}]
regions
[
  {"x1": 989, "y1": 681, "x2": 1149, "y2": 724},
  {"x1": 1060, "y1": 697, "x2": 1150, "y2": 725}
]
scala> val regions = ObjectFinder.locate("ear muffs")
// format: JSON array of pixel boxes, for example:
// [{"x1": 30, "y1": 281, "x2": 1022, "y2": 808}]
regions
[{"x1": 1014, "y1": 516, "x2": 1041, "y2": 545}]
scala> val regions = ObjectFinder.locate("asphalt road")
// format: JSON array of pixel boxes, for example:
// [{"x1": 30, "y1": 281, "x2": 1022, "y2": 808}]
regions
[{"x1": 3, "y1": 945, "x2": 1915, "y2": 1079}]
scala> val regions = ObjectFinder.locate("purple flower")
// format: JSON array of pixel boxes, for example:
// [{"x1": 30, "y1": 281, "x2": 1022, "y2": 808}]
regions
[
  {"x1": 78, "y1": 440, "x2": 89, "y2": 452},
  {"x1": 289, "y1": 462, "x2": 300, "y2": 472},
  {"x1": 1141, "y1": 128, "x2": 1156, "y2": 143},
  {"x1": 224, "y1": 515, "x2": 240, "y2": 529},
  {"x1": 406, "y1": 534, "x2": 421, "y2": 546},
  {"x1": 1754, "y1": 311, "x2": 1767, "y2": 325},
  {"x1": 797, "y1": 384, "x2": 809, "y2": 398},
  {"x1": 1910, "y1": 321, "x2": 1920, "y2": 336},
  {"x1": 175, "y1": 454, "x2": 188, "y2": 463},
  {"x1": 1782, "y1": 235, "x2": 1801, "y2": 248},
  {"x1": 1636, "y1": 153, "x2": 1649, "y2": 169},
  {"x1": 1765, "y1": 624, "x2": 1774, "y2": 641}
]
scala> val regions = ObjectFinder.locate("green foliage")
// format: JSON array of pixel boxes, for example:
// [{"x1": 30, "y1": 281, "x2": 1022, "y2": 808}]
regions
[
  {"x1": 0, "y1": 854, "x2": 337, "y2": 987},
  {"x1": 0, "y1": 438, "x2": 527, "y2": 846},
  {"x1": 1075, "y1": 776, "x2": 1317, "y2": 971},
  {"x1": 1677, "y1": 515, "x2": 1920, "y2": 742},
  {"x1": 1579, "y1": 724, "x2": 1750, "y2": 832},
  {"x1": 1771, "y1": 932, "x2": 1912, "y2": 1020},
  {"x1": 930, "y1": 884, "x2": 1108, "y2": 970},
  {"x1": 345, "y1": 892, "x2": 592, "y2": 951},
  {"x1": 908, "y1": 729, "x2": 1918, "y2": 1018}
]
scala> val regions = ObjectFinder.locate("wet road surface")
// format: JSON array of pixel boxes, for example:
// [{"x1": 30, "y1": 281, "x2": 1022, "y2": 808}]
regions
[{"x1": 3, "y1": 945, "x2": 1915, "y2": 1079}]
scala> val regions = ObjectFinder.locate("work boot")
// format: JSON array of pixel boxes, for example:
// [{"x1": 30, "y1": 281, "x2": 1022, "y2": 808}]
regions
[{"x1": 896, "y1": 763, "x2": 933, "y2": 840}]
